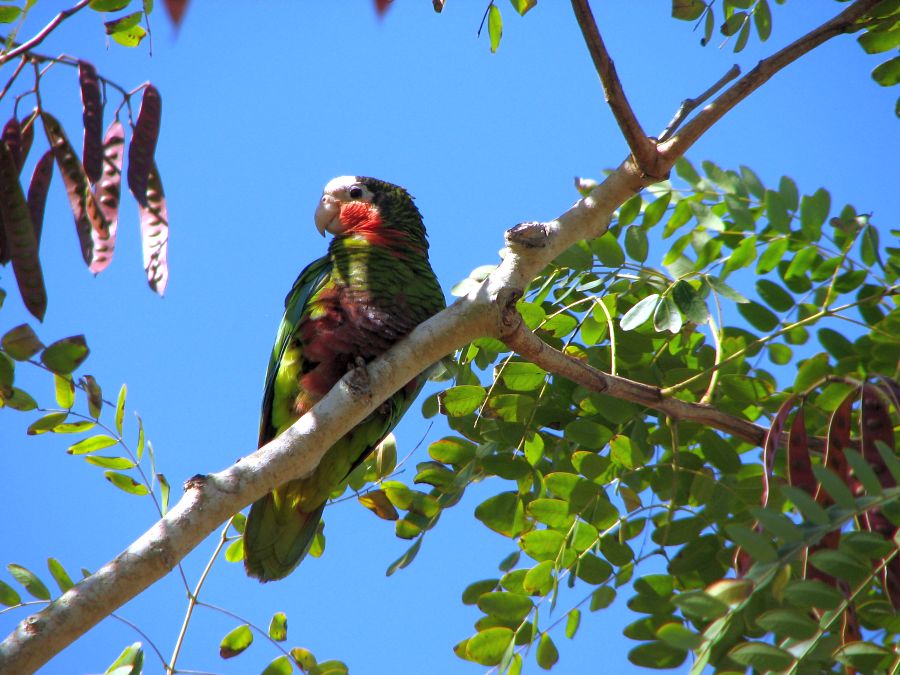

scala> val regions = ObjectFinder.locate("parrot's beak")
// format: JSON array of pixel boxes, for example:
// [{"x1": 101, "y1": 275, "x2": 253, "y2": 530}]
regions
[{"x1": 315, "y1": 194, "x2": 342, "y2": 237}]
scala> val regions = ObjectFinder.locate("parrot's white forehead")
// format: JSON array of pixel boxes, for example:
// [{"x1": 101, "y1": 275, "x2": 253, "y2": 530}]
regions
[{"x1": 323, "y1": 176, "x2": 361, "y2": 195}]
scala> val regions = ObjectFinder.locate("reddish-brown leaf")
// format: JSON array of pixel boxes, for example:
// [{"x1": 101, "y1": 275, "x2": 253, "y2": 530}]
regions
[
  {"x1": 78, "y1": 61, "x2": 104, "y2": 184},
  {"x1": 42, "y1": 112, "x2": 110, "y2": 268},
  {"x1": 139, "y1": 162, "x2": 168, "y2": 295},
  {"x1": 787, "y1": 406, "x2": 815, "y2": 493},
  {"x1": 127, "y1": 84, "x2": 162, "y2": 207},
  {"x1": 90, "y1": 121, "x2": 125, "y2": 274},
  {"x1": 163, "y1": 0, "x2": 189, "y2": 25},
  {"x1": 26, "y1": 150, "x2": 54, "y2": 248},
  {"x1": 0, "y1": 141, "x2": 46, "y2": 320}
]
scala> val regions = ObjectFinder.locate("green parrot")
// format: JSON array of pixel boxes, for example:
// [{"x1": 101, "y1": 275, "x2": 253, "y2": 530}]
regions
[{"x1": 243, "y1": 176, "x2": 445, "y2": 582}]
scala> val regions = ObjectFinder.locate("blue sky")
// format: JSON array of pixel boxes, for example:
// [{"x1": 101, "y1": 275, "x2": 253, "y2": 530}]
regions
[{"x1": 0, "y1": 2, "x2": 897, "y2": 674}]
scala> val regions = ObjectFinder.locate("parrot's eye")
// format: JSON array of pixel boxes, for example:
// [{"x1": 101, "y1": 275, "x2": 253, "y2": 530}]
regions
[{"x1": 349, "y1": 186, "x2": 364, "y2": 199}]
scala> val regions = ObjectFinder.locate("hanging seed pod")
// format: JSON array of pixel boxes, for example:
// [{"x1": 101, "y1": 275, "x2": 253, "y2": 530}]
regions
[
  {"x1": 786, "y1": 406, "x2": 815, "y2": 493},
  {"x1": 19, "y1": 109, "x2": 37, "y2": 171},
  {"x1": 127, "y1": 84, "x2": 161, "y2": 207},
  {"x1": 89, "y1": 121, "x2": 125, "y2": 274},
  {"x1": 26, "y1": 150, "x2": 54, "y2": 248},
  {"x1": 0, "y1": 141, "x2": 46, "y2": 320},
  {"x1": 163, "y1": 0, "x2": 189, "y2": 26},
  {"x1": 2, "y1": 118, "x2": 22, "y2": 171},
  {"x1": 78, "y1": 61, "x2": 104, "y2": 184},
  {"x1": 139, "y1": 162, "x2": 168, "y2": 295},
  {"x1": 42, "y1": 112, "x2": 109, "y2": 268}
]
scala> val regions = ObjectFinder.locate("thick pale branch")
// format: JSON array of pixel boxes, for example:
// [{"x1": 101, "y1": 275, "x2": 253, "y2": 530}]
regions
[
  {"x1": 570, "y1": 0, "x2": 661, "y2": 178},
  {"x1": 660, "y1": 0, "x2": 879, "y2": 159}
]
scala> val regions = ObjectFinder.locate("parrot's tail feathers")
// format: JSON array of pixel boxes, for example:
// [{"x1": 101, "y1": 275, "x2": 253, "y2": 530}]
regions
[{"x1": 243, "y1": 494, "x2": 325, "y2": 582}]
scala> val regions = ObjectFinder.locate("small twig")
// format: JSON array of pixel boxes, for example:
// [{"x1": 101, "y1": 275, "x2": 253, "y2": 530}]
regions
[
  {"x1": 660, "y1": 0, "x2": 880, "y2": 159},
  {"x1": 110, "y1": 612, "x2": 168, "y2": 670},
  {"x1": 0, "y1": 55, "x2": 27, "y2": 103},
  {"x1": 0, "y1": 0, "x2": 92, "y2": 65},
  {"x1": 499, "y1": 312, "x2": 829, "y2": 451},
  {"x1": 570, "y1": 0, "x2": 661, "y2": 178},
  {"x1": 658, "y1": 65, "x2": 741, "y2": 143}
]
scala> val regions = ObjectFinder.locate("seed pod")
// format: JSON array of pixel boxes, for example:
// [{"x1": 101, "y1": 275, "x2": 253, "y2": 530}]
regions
[
  {"x1": 0, "y1": 141, "x2": 46, "y2": 320},
  {"x1": 78, "y1": 61, "x2": 104, "y2": 184},
  {"x1": 90, "y1": 121, "x2": 125, "y2": 274},
  {"x1": 139, "y1": 162, "x2": 168, "y2": 295},
  {"x1": 2, "y1": 118, "x2": 22, "y2": 171},
  {"x1": 163, "y1": 0, "x2": 189, "y2": 25},
  {"x1": 127, "y1": 84, "x2": 161, "y2": 207},
  {"x1": 42, "y1": 112, "x2": 109, "y2": 268},
  {"x1": 19, "y1": 109, "x2": 38, "y2": 171},
  {"x1": 26, "y1": 150, "x2": 54, "y2": 248}
]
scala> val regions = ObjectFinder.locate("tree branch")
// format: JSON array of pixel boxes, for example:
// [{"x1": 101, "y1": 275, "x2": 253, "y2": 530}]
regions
[
  {"x1": 659, "y1": 0, "x2": 879, "y2": 159},
  {"x1": 570, "y1": 0, "x2": 662, "y2": 178},
  {"x1": 0, "y1": 0, "x2": 92, "y2": 65},
  {"x1": 658, "y1": 65, "x2": 741, "y2": 143}
]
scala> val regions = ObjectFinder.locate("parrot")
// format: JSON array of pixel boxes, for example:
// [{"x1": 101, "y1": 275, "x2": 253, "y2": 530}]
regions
[{"x1": 243, "y1": 175, "x2": 446, "y2": 582}]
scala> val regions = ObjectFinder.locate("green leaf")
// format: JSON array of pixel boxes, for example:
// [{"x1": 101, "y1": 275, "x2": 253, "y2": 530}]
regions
[
  {"x1": 737, "y1": 300, "x2": 778, "y2": 331},
  {"x1": 105, "y1": 642, "x2": 143, "y2": 674},
  {"x1": 2, "y1": 387, "x2": 38, "y2": 411},
  {"x1": 27, "y1": 412, "x2": 68, "y2": 435},
  {"x1": 753, "y1": 0, "x2": 772, "y2": 41},
  {"x1": 755, "y1": 608, "x2": 818, "y2": 640},
  {"x1": 756, "y1": 237, "x2": 789, "y2": 273},
  {"x1": 624, "y1": 225, "x2": 649, "y2": 262},
  {"x1": 68, "y1": 434, "x2": 118, "y2": 455},
  {"x1": 724, "y1": 235, "x2": 757, "y2": 272},
  {"x1": 808, "y1": 549, "x2": 869, "y2": 584},
  {"x1": 54, "y1": 374, "x2": 75, "y2": 409},
  {"x1": 82, "y1": 375, "x2": 103, "y2": 418},
  {"x1": 783, "y1": 580, "x2": 844, "y2": 610},
  {"x1": 2, "y1": 324, "x2": 43, "y2": 360},
  {"x1": 575, "y1": 553, "x2": 612, "y2": 584},
  {"x1": 115, "y1": 384, "x2": 126, "y2": 434},
  {"x1": 833, "y1": 642, "x2": 892, "y2": 672},
  {"x1": 7, "y1": 563, "x2": 50, "y2": 600},
  {"x1": 268, "y1": 611, "x2": 287, "y2": 641},
  {"x1": 565, "y1": 608, "x2": 581, "y2": 639},
  {"x1": 224, "y1": 538, "x2": 244, "y2": 563},
  {"x1": 628, "y1": 641, "x2": 687, "y2": 669},
  {"x1": 462, "y1": 579, "x2": 500, "y2": 605},
  {"x1": 729, "y1": 642, "x2": 794, "y2": 671},
  {"x1": 499, "y1": 362, "x2": 546, "y2": 391},
  {"x1": 523, "y1": 561, "x2": 554, "y2": 594},
  {"x1": 465, "y1": 626, "x2": 513, "y2": 666},
  {"x1": 0, "y1": 6, "x2": 22, "y2": 22},
  {"x1": 755, "y1": 279, "x2": 794, "y2": 312},
  {"x1": 219, "y1": 624, "x2": 253, "y2": 659},
  {"x1": 104, "y1": 471, "x2": 150, "y2": 496},
  {"x1": 592, "y1": 232, "x2": 625, "y2": 267},
  {"x1": 656, "y1": 623, "x2": 702, "y2": 650},
  {"x1": 478, "y1": 591, "x2": 533, "y2": 622},
  {"x1": 488, "y1": 5, "x2": 502, "y2": 53},
  {"x1": 41, "y1": 336, "x2": 89, "y2": 374},
  {"x1": 104, "y1": 10, "x2": 141, "y2": 33},
  {"x1": 47, "y1": 558, "x2": 74, "y2": 593},
  {"x1": 590, "y1": 586, "x2": 616, "y2": 611},
  {"x1": 794, "y1": 352, "x2": 829, "y2": 392},
  {"x1": 765, "y1": 189, "x2": 791, "y2": 232},
  {"x1": 428, "y1": 436, "x2": 476, "y2": 465},
  {"x1": 705, "y1": 275, "x2": 749, "y2": 303},
  {"x1": 0, "y1": 352, "x2": 12, "y2": 386},
  {"x1": 386, "y1": 536, "x2": 422, "y2": 576},
  {"x1": 84, "y1": 455, "x2": 135, "y2": 470},
  {"x1": 725, "y1": 524, "x2": 776, "y2": 563},
  {"x1": 440, "y1": 385, "x2": 485, "y2": 416},
  {"x1": 509, "y1": 0, "x2": 536, "y2": 16},
  {"x1": 536, "y1": 633, "x2": 559, "y2": 670},
  {"x1": 521, "y1": 530, "x2": 565, "y2": 562},
  {"x1": 158, "y1": 473, "x2": 170, "y2": 515},
  {"x1": 261, "y1": 656, "x2": 292, "y2": 675},
  {"x1": 671, "y1": 281, "x2": 709, "y2": 324},
  {"x1": 672, "y1": 0, "x2": 705, "y2": 21},
  {"x1": 475, "y1": 492, "x2": 525, "y2": 538},
  {"x1": 527, "y1": 498, "x2": 574, "y2": 529},
  {"x1": 90, "y1": 0, "x2": 133, "y2": 10},
  {"x1": 872, "y1": 55, "x2": 900, "y2": 86},
  {"x1": 643, "y1": 193, "x2": 671, "y2": 228},
  {"x1": 564, "y1": 418, "x2": 612, "y2": 450},
  {"x1": 621, "y1": 294, "x2": 660, "y2": 331},
  {"x1": 653, "y1": 295, "x2": 682, "y2": 334},
  {"x1": 0, "y1": 580, "x2": 21, "y2": 606},
  {"x1": 800, "y1": 188, "x2": 830, "y2": 239}
]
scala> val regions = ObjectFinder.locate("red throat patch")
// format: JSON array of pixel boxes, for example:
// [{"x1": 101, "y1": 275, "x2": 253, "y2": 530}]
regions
[{"x1": 339, "y1": 201, "x2": 407, "y2": 251}]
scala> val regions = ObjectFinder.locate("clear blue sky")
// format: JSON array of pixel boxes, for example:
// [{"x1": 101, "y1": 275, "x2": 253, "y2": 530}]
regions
[{"x1": 1, "y1": 3, "x2": 896, "y2": 674}]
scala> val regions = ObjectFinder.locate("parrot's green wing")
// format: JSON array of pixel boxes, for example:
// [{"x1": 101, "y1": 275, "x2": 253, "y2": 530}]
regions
[{"x1": 244, "y1": 256, "x2": 332, "y2": 581}]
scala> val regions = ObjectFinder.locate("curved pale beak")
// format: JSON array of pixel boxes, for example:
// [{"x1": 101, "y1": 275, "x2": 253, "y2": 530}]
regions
[{"x1": 314, "y1": 194, "x2": 342, "y2": 237}]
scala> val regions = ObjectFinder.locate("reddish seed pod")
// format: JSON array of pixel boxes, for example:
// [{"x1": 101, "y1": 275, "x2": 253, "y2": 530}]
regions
[
  {"x1": 42, "y1": 112, "x2": 109, "y2": 268},
  {"x1": 139, "y1": 162, "x2": 169, "y2": 295},
  {"x1": 0, "y1": 141, "x2": 46, "y2": 320},
  {"x1": 90, "y1": 121, "x2": 125, "y2": 274},
  {"x1": 2, "y1": 118, "x2": 22, "y2": 171},
  {"x1": 786, "y1": 406, "x2": 815, "y2": 494},
  {"x1": 79, "y1": 61, "x2": 104, "y2": 184},
  {"x1": 27, "y1": 150, "x2": 54, "y2": 248},
  {"x1": 19, "y1": 109, "x2": 37, "y2": 170},
  {"x1": 163, "y1": 0, "x2": 189, "y2": 25},
  {"x1": 127, "y1": 84, "x2": 162, "y2": 207}
]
